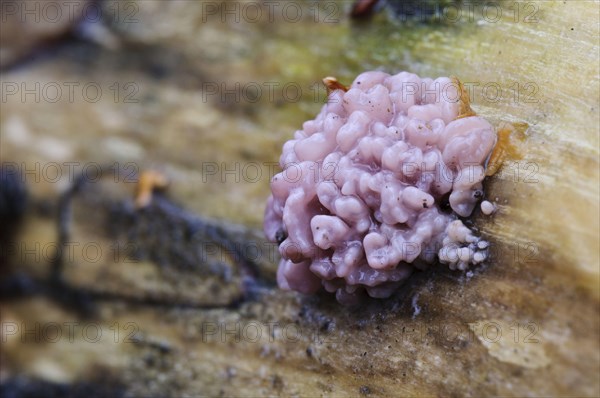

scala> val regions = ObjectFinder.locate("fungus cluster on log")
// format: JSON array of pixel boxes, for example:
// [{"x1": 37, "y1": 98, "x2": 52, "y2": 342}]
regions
[{"x1": 264, "y1": 71, "x2": 497, "y2": 304}]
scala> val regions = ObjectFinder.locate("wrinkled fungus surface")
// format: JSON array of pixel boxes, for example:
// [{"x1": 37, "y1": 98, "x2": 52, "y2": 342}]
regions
[{"x1": 264, "y1": 71, "x2": 497, "y2": 304}]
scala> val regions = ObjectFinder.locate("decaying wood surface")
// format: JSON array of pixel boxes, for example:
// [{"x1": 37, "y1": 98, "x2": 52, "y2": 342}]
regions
[{"x1": 1, "y1": 1, "x2": 598, "y2": 396}]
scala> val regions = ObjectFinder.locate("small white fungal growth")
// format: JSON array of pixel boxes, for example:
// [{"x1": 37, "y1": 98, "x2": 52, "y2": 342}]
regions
[
  {"x1": 264, "y1": 70, "x2": 497, "y2": 304},
  {"x1": 438, "y1": 220, "x2": 489, "y2": 271},
  {"x1": 480, "y1": 200, "x2": 496, "y2": 215}
]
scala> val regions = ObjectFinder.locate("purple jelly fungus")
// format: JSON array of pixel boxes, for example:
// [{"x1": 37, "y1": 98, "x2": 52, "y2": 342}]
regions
[{"x1": 264, "y1": 71, "x2": 497, "y2": 304}]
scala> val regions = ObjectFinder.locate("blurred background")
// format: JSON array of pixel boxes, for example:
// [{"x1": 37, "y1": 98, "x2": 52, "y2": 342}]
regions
[{"x1": 1, "y1": 0, "x2": 599, "y2": 396}]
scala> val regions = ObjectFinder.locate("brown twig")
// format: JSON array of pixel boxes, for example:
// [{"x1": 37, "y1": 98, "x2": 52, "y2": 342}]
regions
[
  {"x1": 322, "y1": 76, "x2": 349, "y2": 94},
  {"x1": 350, "y1": 0, "x2": 380, "y2": 18}
]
